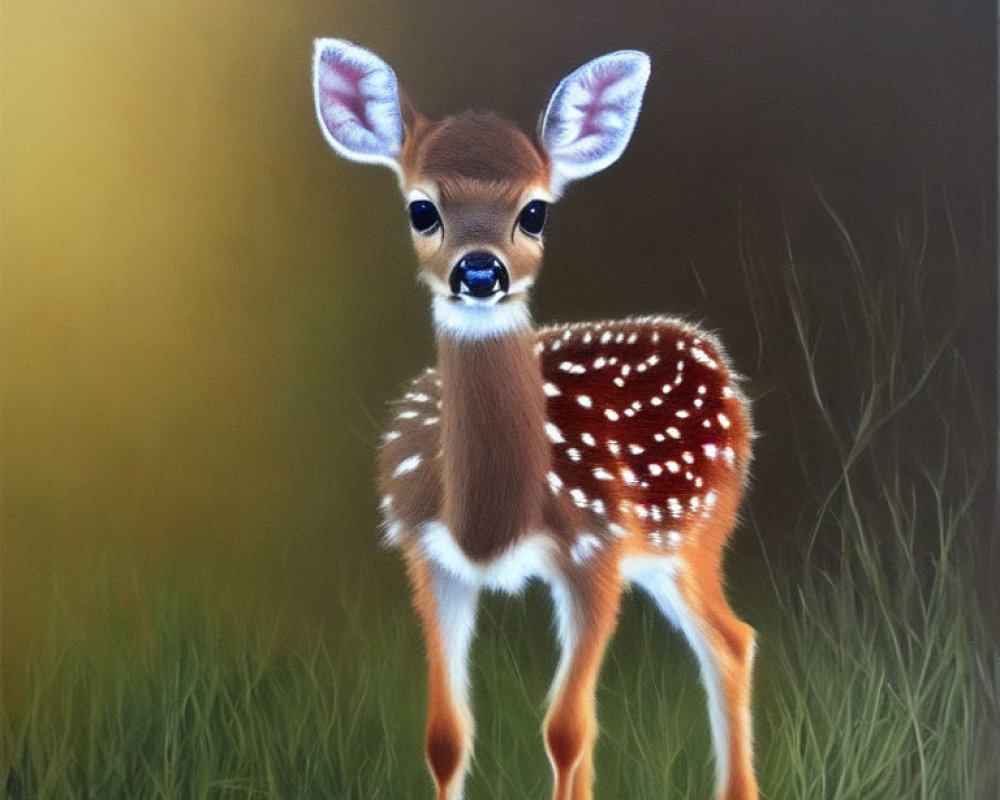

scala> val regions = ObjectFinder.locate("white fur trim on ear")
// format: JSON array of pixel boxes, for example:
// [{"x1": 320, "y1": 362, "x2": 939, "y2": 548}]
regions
[
  {"x1": 540, "y1": 50, "x2": 651, "y2": 196},
  {"x1": 313, "y1": 38, "x2": 404, "y2": 172}
]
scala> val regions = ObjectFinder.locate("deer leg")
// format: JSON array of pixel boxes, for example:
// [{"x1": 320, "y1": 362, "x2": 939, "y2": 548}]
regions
[
  {"x1": 632, "y1": 559, "x2": 757, "y2": 800},
  {"x1": 406, "y1": 554, "x2": 480, "y2": 800},
  {"x1": 543, "y1": 563, "x2": 623, "y2": 800}
]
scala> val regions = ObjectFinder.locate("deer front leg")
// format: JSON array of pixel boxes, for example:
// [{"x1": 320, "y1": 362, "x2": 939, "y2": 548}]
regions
[
  {"x1": 406, "y1": 553, "x2": 480, "y2": 800},
  {"x1": 543, "y1": 561, "x2": 624, "y2": 800}
]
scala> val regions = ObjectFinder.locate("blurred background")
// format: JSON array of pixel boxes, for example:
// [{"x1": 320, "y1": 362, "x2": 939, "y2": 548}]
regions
[{"x1": 1, "y1": 0, "x2": 995, "y2": 709}]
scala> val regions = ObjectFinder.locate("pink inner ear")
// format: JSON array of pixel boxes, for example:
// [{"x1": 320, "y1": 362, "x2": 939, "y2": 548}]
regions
[
  {"x1": 318, "y1": 52, "x2": 375, "y2": 138},
  {"x1": 574, "y1": 67, "x2": 628, "y2": 140}
]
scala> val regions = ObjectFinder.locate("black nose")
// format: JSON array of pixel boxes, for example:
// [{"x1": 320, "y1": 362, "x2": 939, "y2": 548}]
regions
[{"x1": 449, "y1": 252, "x2": 510, "y2": 299}]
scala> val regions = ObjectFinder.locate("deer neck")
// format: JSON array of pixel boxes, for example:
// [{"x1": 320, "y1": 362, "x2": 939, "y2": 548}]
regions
[{"x1": 436, "y1": 318, "x2": 550, "y2": 562}]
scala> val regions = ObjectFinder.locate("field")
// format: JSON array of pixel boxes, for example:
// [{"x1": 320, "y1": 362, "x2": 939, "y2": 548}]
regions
[{"x1": 2, "y1": 485, "x2": 995, "y2": 799}]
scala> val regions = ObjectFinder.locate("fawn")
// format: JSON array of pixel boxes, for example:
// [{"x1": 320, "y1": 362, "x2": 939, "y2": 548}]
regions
[{"x1": 312, "y1": 39, "x2": 758, "y2": 800}]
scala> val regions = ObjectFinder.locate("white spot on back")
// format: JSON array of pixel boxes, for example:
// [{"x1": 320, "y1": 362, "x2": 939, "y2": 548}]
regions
[
  {"x1": 546, "y1": 422, "x2": 566, "y2": 443},
  {"x1": 690, "y1": 346, "x2": 718, "y2": 369},
  {"x1": 393, "y1": 454, "x2": 423, "y2": 477},
  {"x1": 547, "y1": 471, "x2": 564, "y2": 494},
  {"x1": 383, "y1": 520, "x2": 403, "y2": 545}
]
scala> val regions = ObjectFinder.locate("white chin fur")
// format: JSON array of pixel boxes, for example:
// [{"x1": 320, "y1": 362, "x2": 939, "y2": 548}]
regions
[{"x1": 433, "y1": 294, "x2": 532, "y2": 340}]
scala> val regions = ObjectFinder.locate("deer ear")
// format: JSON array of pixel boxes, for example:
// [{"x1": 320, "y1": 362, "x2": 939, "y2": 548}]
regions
[
  {"x1": 313, "y1": 38, "x2": 405, "y2": 172},
  {"x1": 540, "y1": 51, "x2": 650, "y2": 196}
]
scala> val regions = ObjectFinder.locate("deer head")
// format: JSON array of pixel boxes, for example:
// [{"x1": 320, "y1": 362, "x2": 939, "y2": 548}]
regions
[{"x1": 313, "y1": 39, "x2": 650, "y2": 339}]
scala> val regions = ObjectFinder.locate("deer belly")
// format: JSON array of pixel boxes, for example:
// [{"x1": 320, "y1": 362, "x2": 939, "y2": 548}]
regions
[{"x1": 419, "y1": 520, "x2": 559, "y2": 593}]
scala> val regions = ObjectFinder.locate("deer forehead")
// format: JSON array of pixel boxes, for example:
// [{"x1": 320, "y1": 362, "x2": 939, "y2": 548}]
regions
[{"x1": 401, "y1": 112, "x2": 550, "y2": 186}]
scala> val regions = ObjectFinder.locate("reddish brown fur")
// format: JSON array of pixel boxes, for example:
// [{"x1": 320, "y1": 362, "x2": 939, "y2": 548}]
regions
[{"x1": 381, "y1": 318, "x2": 752, "y2": 558}]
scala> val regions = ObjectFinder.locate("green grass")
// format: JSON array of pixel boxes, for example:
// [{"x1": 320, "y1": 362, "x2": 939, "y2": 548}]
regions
[
  {"x1": 758, "y1": 471, "x2": 996, "y2": 799},
  {"x1": 2, "y1": 496, "x2": 995, "y2": 800}
]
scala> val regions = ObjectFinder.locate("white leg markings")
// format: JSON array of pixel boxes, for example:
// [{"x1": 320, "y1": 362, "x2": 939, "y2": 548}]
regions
[{"x1": 430, "y1": 563, "x2": 480, "y2": 718}]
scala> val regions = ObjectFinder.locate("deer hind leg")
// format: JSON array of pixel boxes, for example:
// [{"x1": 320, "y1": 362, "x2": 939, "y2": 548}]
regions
[
  {"x1": 543, "y1": 562, "x2": 624, "y2": 800},
  {"x1": 628, "y1": 557, "x2": 758, "y2": 800},
  {"x1": 406, "y1": 553, "x2": 480, "y2": 800}
]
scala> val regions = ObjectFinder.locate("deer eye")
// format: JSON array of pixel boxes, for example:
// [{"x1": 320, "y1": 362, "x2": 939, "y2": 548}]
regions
[
  {"x1": 518, "y1": 200, "x2": 548, "y2": 236},
  {"x1": 408, "y1": 200, "x2": 441, "y2": 234}
]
